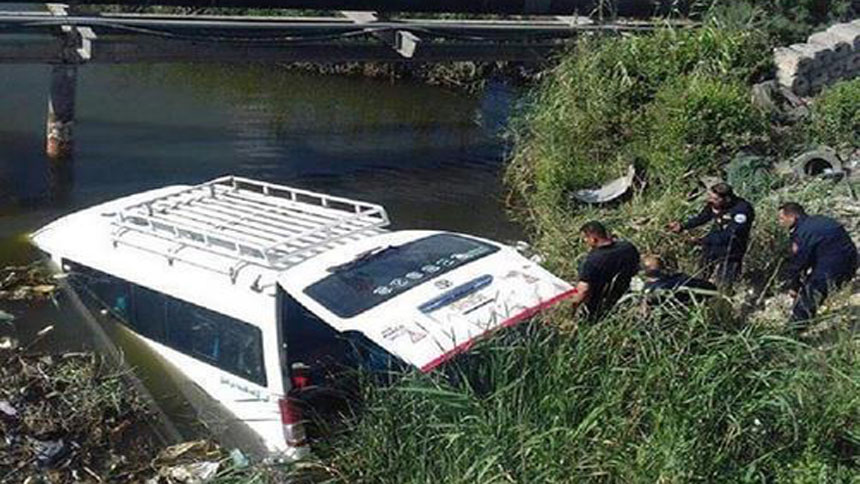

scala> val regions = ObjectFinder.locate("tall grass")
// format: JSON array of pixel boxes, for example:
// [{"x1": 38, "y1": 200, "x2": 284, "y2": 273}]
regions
[
  {"x1": 506, "y1": 17, "x2": 771, "y2": 212},
  {"x1": 298, "y1": 304, "x2": 859, "y2": 483}
]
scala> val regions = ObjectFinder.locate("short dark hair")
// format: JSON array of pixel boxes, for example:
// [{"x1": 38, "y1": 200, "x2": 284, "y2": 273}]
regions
[
  {"x1": 580, "y1": 220, "x2": 608, "y2": 238},
  {"x1": 778, "y1": 202, "x2": 806, "y2": 217},
  {"x1": 710, "y1": 182, "x2": 734, "y2": 199}
]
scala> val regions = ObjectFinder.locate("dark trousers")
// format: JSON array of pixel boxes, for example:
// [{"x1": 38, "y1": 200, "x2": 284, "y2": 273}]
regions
[
  {"x1": 790, "y1": 282, "x2": 827, "y2": 324},
  {"x1": 791, "y1": 272, "x2": 854, "y2": 325}
]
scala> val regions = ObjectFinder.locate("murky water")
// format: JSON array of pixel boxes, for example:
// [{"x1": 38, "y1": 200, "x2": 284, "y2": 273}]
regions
[{"x1": 0, "y1": 62, "x2": 521, "y2": 442}]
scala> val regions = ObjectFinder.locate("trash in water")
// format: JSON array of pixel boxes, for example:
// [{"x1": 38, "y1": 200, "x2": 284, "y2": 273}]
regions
[
  {"x1": 33, "y1": 438, "x2": 71, "y2": 468},
  {"x1": 0, "y1": 309, "x2": 14, "y2": 322},
  {"x1": 230, "y1": 448, "x2": 250, "y2": 469},
  {"x1": 0, "y1": 336, "x2": 19, "y2": 350},
  {"x1": 157, "y1": 440, "x2": 211, "y2": 462},
  {"x1": 159, "y1": 461, "x2": 220, "y2": 483},
  {"x1": 0, "y1": 400, "x2": 18, "y2": 419},
  {"x1": 0, "y1": 263, "x2": 58, "y2": 301}
]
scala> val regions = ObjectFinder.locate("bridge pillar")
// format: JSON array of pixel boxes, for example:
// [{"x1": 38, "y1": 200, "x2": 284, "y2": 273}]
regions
[{"x1": 46, "y1": 64, "x2": 77, "y2": 161}]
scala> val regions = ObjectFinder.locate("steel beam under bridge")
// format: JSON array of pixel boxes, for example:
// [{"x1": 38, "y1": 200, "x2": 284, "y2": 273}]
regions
[
  {"x1": 0, "y1": 34, "x2": 565, "y2": 63},
  {"x1": 0, "y1": 0, "x2": 689, "y2": 16}
]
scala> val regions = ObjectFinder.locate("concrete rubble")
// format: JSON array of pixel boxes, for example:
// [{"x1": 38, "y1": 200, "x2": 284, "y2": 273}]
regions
[{"x1": 775, "y1": 19, "x2": 860, "y2": 96}]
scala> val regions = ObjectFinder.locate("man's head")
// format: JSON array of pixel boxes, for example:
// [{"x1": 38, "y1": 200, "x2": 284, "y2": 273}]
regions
[
  {"x1": 580, "y1": 220, "x2": 610, "y2": 249},
  {"x1": 707, "y1": 182, "x2": 734, "y2": 209},
  {"x1": 778, "y1": 202, "x2": 806, "y2": 229},
  {"x1": 642, "y1": 254, "x2": 663, "y2": 279}
]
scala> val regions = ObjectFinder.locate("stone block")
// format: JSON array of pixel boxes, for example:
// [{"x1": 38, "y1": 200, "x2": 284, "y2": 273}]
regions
[
  {"x1": 777, "y1": 74, "x2": 810, "y2": 97},
  {"x1": 789, "y1": 43, "x2": 831, "y2": 69},
  {"x1": 826, "y1": 23, "x2": 860, "y2": 50},
  {"x1": 774, "y1": 46, "x2": 814, "y2": 76},
  {"x1": 809, "y1": 31, "x2": 852, "y2": 59},
  {"x1": 828, "y1": 59, "x2": 846, "y2": 80},
  {"x1": 808, "y1": 69, "x2": 829, "y2": 91},
  {"x1": 846, "y1": 52, "x2": 860, "y2": 73}
]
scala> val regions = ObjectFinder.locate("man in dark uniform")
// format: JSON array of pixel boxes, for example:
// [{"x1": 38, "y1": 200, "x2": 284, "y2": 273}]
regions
[
  {"x1": 778, "y1": 202, "x2": 858, "y2": 325},
  {"x1": 570, "y1": 221, "x2": 640, "y2": 321},
  {"x1": 668, "y1": 183, "x2": 754, "y2": 286},
  {"x1": 642, "y1": 255, "x2": 717, "y2": 306}
]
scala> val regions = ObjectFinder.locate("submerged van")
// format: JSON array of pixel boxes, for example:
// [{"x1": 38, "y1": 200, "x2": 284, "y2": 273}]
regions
[{"x1": 31, "y1": 176, "x2": 575, "y2": 459}]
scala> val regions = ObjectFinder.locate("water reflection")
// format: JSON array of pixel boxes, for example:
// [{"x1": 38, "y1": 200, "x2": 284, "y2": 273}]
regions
[{"x1": 1, "y1": 63, "x2": 520, "y2": 241}]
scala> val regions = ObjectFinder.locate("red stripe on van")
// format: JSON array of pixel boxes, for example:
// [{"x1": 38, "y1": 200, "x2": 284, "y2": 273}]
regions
[{"x1": 419, "y1": 287, "x2": 577, "y2": 373}]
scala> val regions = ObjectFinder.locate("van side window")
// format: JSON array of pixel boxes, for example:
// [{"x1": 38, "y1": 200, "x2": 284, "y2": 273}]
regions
[
  {"x1": 281, "y1": 292, "x2": 345, "y2": 369},
  {"x1": 166, "y1": 299, "x2": 265, "y2": 385},
  {"x1": 132, "y1": 286, "x2": 167, "y2": 342},
  {"x1": 65, "y1": 260, "x2": 131, "y2": 321},
  {"x1": 280, "y1": 291, "x2": 402, "y2": 377},
  {"x1": 64, "y1": 259, "x2": 266, "y2": 387}
]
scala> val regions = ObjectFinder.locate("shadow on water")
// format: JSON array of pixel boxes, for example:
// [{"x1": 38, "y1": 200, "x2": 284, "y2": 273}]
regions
[{"x1": 0, "y1": 61, "x2": 523, "y2": 447}]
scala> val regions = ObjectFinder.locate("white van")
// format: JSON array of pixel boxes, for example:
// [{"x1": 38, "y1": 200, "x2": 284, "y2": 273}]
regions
[{"x1": 31, "y1": 176, "x2": 574, "y2": 459}]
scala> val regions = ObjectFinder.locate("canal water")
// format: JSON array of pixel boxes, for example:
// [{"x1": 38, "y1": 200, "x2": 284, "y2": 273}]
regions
[{"x1": 0, "y1": 63, "x2": 522, "y2": 442}]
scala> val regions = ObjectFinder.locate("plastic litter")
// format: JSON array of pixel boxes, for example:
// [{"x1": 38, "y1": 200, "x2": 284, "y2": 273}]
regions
[
  {"x1": 572, "y1": 164, "x2": 636, "y2": 204},
  {"x1": 160, "y1": 461, "x2": 220, "y2": 483},
  {"x1": 33, "y1": 438, "x2": 71, "y2": 468},
  {"x1": 230, "y1": 448, "x2": 249, "y2": 469},
  {"x1": 0, "y1": 400, "x2": 18, "y2": 419}
]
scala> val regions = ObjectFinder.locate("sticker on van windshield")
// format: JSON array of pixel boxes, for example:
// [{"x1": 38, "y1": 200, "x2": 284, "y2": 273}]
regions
[
  {"x1": 305, "y1": 234, "x2": 500, "y2": 319},
  {"x1": 381, "y1": 324, "x2": 427, "y2": 343}
]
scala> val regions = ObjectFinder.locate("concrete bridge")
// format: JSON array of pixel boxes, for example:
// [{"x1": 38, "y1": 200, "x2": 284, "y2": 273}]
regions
[{"x1": 0, "y1": 1, "x2": 688, "y2": 162}]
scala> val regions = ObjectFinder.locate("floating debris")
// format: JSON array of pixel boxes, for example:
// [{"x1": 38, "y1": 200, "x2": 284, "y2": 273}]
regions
[
  {"x1": 0, "y1": 350, "x2": 160, "y2": 482},
  {"x1": 0, "y1": 337, "x2": 19, "y2": 350},
  {"x1": 157, "y1": 461, "x2": 220, "y2": 484},
  {"x1": 0, "y1": 262, "x2": 57, "y2": 301}
]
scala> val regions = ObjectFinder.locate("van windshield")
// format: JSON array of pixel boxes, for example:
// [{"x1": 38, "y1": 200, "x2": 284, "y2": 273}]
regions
[{"x1": 304, "y1": 234, "x2": 499, "y2": 318}]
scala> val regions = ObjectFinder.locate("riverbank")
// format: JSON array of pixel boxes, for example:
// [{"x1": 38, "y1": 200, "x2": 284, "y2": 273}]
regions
[{"x1": 294, "y1": 4, "x2": 860, "y2": 482}]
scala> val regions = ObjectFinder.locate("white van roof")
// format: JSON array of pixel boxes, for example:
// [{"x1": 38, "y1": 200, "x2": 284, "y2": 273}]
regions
[{"x1": 106, "y1": 176, "x2": 390, "y2": 282}]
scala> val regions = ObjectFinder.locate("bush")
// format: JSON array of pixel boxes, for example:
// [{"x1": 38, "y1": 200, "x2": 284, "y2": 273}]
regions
[
  {"x1": 506, "y1": 20, "x2": 771, "y2": 213},
  {"x1": 635, "y1": 74, "x2": 769, "y2": 185},
  {"x1": 805, "y1": 79, "x2": 860, "y2": 150}
]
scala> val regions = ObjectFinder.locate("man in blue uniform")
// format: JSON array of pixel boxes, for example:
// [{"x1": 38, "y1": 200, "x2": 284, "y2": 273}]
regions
[
  {"x1": 668, "y1": 183, "x2": 754, "y2": 286},
  {"x1": 570, "y1": 221, "x2": 640, "y2": 321},
  {"x1": 778, "y1": 202, "x2": 858, "y2": 324},
  {"x1": 642, "y1": 255, "x2": 717, "y2": 306}
]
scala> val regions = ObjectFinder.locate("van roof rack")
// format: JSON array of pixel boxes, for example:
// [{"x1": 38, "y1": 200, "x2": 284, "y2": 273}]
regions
[{"x1": 110, "y1": 176, "x2": 390, "y2": 282}]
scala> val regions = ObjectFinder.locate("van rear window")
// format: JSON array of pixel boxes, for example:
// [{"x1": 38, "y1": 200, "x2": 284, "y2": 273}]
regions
[{"x1": 304, "y1": 234, "x2": 499, "y2": 318}]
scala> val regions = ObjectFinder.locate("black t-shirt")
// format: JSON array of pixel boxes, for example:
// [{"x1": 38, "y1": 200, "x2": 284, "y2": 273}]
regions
[{"x1": 578, "y1": 240, "x2": 640, "y2": 319}]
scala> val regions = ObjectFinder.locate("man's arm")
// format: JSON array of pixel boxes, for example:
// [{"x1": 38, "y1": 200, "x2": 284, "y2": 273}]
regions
[
  {"x1": 569, "y1": 281, "x2": 590, "y2": 311},
  {"x1": 678, "y1": 205, "x2": 715, "y2": 232},
  {"x1": 783, "y1": 229, "x2": 817, "y2": 292}
]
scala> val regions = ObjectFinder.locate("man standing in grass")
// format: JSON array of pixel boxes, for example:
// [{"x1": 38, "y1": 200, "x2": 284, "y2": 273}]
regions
[
  {"x1": 778, "y1": 202, "x2": 858, "y2": 325},
  {"x1": 569, "y1": 221, "x2": 640, "y2": 321},
  {"x1": 668, "y1": 182, "x2": 754, "y2": 287}
]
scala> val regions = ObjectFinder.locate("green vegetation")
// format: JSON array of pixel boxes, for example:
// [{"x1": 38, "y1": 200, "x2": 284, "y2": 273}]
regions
[
  {"x1": 806, "y1": 79, "x2": 860, "y2": 150},
  {"x1": 289, "y1": 4, "x2": 860, "y2": 482},
  {"x1": 301, "y1": 304, "x2": 860, "y2": 482}
]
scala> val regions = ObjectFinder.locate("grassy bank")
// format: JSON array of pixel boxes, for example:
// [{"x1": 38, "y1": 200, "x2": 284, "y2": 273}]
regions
[{"x1": 288, "y1": 4, "x2": 860, "y2": 482}]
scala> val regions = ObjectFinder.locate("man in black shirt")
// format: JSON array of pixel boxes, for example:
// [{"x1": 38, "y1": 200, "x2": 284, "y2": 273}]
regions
[
  {"x1": 778, "y1": 202, "x2": 858, "y2": 325},
  {"x1": 668, "y1": 182, "x2": 754, "y2": 287},
  {"x1": 570, "y1": 221, "x2": 641, "y2": 321}
]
